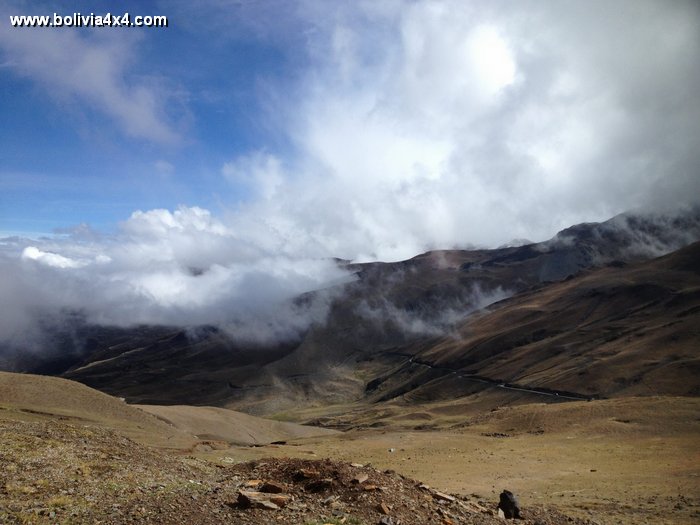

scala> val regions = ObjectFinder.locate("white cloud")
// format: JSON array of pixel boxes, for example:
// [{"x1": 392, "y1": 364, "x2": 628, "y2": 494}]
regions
[
  {"x1": 21, "y1": 246, "x2": 88, "y2": 269},
  {"x1": 2, "y1": 0, "x2": 699, "y2": 355},
  {"x1": 0, "y1": 206, "x2": 353, "y2": 347},
  {"x1": 222, "y1": 152, "x2": 285, "y2": 200},
  {"x1": 218, "y1": 0, "x2": 700, "y2": 261}
]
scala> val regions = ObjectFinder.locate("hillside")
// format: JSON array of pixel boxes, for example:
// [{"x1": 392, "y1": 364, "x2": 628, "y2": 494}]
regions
[
  {"x1": 0, "y1": 372, "x2": 335, "y2": 447},
  {"x1": 2, "y1": 209, "x2": 698, "y2": 414},
  {"x1": 1, "y1": 417, "x2": 596, "y2": 524},
  {"x1": 2, "y1": 371, "x2": 698, "y2": 524},
  {"x1": 364, "y1": 241, "x2": 700, "y2": 405}
]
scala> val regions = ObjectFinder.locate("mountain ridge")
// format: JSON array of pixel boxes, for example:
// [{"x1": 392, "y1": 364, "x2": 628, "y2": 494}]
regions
[{"x1": 2, "y1": 208, "x2": 699, "y2": 415}]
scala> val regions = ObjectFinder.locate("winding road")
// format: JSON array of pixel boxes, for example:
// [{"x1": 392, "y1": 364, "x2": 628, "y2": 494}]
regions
[{"x1": 383, "y1": 352, "x2": 596, "y2": 401}]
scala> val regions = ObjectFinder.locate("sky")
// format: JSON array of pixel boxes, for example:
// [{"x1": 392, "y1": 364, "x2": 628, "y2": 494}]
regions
[{"x1": 1, "y1": 0, "x2": 699, "y2": 345}]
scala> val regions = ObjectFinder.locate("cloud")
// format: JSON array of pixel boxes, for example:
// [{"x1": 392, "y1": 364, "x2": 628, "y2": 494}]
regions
[
  {"x1": 357, "y1": 283, "x2": 511, "y2": 338},
  {"x1": 222, "y1": 152, "x2": 285, "y2": 200},
  {"x1": 0, "y1": 3, "x2": 180, "y2": 144},
  {"x1": 21, "y1": 246, "x2": 90, "y2": 269},
  {"x1": 217, "y1": 0, "x2": 700, "y2": 261},
  {"x1": 0, "y1": 207, "x2": 353, "y2": 351},
  {"x1": 2, "y1": 0, "x2": 700, "y2": 360}
]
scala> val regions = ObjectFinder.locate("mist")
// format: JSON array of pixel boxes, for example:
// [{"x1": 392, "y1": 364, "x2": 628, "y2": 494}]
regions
[
  {"x1": 0, "y1": 207, "x2": 353, "y2": 355},
  {"x1": 357, "y1": 283, "x2": 512, "y2": 338},
  {"x1": 1, "y1": 0, "x2": 699, "y2": 358}
]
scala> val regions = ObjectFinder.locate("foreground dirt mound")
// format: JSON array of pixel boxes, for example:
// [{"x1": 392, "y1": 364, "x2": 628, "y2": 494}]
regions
[
  {"x1": 225, "y1": 457, "x2": 593, "y2": 524},
  {"x1": 0, "y1": 419, "x2": 593, "y2": 525}
]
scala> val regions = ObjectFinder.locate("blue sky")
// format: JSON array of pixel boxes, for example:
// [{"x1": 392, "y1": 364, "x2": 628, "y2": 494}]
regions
[
  {"x1": 0, "y1": 1, "x2": 699, "y2": 344},
  {"x1": 2, "y1": 0, "x2": 699, "y2": 252},
  {"x1": 1, "y1": 0, "x2": 306, "y2": 235}
]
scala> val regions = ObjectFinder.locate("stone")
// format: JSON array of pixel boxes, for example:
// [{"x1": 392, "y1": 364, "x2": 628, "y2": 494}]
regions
[
  {"x1": 259, "y1": 480, "x2": 286, "y2": 494},
  {"x1": 268, "y1": 494, "x2": 291, "y2": 508},
  {"x1": 497, "y1": 490, "x2": 522, "y2": 519},
  {"x1": 294, "y1": 469, "x2": 320, "y2": 481},
  {"x1": 352, "y1": 473, "x2": 369, "y2": 484},
  {"x1": 433, "y1": 491, "x2": 455, "y2": 503},
  {"x1": 243, "y1": 479, "x2": 263, "y2": 488},
  {"x1": 379, "y1": 517, "x2": 394, "y2": 525},
  {"x1": 378, "y1": 502, "x2": 391, "y2": 514},
  {"x1": 306, "y1": 478, "x2": 334, "y2": 492},
  {"x1": 457, "y1": 499, "x2": 490, "y2": 514},
  {"x1": 236, "y1": 490, "x2": 280, "y2": 510}
]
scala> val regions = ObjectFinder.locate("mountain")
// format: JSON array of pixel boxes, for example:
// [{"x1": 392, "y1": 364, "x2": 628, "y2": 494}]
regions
[
  {"x1": 364, "y1": 240, "x2": 700, "y2": 405},
  {"x1": 0, "y1": 371, "x2": 335, "y2": 447},
  {"x1": 4, "y1": 208, "x2": 700, "y2": 415}
]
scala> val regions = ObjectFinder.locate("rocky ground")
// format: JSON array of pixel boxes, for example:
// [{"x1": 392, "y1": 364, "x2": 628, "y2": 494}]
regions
[{"x1": 0, "y1": 418, "x2": 593, "y2": 525}]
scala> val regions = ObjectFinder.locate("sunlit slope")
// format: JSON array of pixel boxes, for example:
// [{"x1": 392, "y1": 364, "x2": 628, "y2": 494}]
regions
[
  {"x1": 136, "y1": 404, "x2": 337, "y2": 445},
  {"x1": 0, "y1": 371, "x2": 335, "y2": 447},
  {"x1": 0, "y1": 371, "x2": 193, "y2": 447},
  {"x1": 22, "y1": 210, "x2": 700, "y2": 412},
  {"x1": 370, "y1": 241, "x2": 700, "y2": 402}
]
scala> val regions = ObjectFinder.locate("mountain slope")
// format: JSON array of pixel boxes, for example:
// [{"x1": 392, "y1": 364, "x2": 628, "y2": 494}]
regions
[
  {"x1": 5, "y1": 208, "x2": 699, "y2": 413},
  {"x1": 368, "y1": 241, "x2": 700, "y2": 403},
  {"x1": 0, "y1": 371, "x2": 335, "y2": 447}
]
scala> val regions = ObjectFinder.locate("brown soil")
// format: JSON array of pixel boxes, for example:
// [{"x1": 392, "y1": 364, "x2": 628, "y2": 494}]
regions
[
  {"x1": 207, "y1": 396, "x2": 700, "y2": 525},
  {"x1": 135, "y1": 404, "x2": 337, "y2": 446},
  {"x1": 2, "y1": 372, "x2": 698, "y2": 524},
  {"x1": 0, "y1": 418, "x2": 590, "y2": 524}
]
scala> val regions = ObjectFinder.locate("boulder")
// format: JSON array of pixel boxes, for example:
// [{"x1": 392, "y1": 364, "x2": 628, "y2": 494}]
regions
[{"x1": 497, "y1": 490, "x2": 522, "y2": 519}]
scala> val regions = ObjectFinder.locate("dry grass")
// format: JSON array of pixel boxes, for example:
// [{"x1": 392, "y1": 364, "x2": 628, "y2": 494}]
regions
[
  {"x1": 1, "y1": 371, "x2": 698, "y2": 524},
  {"x1": 202, "y1": 396, "x2": 700, "y2": 525}
]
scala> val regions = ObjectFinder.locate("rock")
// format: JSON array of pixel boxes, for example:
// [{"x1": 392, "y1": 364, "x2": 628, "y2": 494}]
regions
[
  {"x1": 294, "y1": 468, "x2": 320, "y2": 481},
  {"x1": 352, "y1": 473, "x2": 369, "y2": 484},
  {"x1": 433, "y1": 491, "x2": 455, "y2": 503},
  {"x1": 243, "y1": 479, "x2": 263, "y2": 488},
  {"x1": 350, "y1": 463, "x2": 365, "y2": 468},
  {"x1": 457, "y1": 499, "x2": 490, "y2": 514},
  {"x1": 268, "y1": 494, "x2": 291, "y2": 508},
  {"x1": 236, "y1": 490, "x2": 280, "y2": 510},
  {"x1": 259, "y1": 480, "x2": 286, "y2": 494},
  {"x1": 497, "y1": 490, "x2": 522, "y2": 519},
  {"x1": 321, "y1": 496, "x2": 337, "y2": 505},
  {"x1": 379, "y1": 517, "x2": 394, "y2": 525},
  {"x1": 305, "y1": 478, "x2": 334, "y2": 492},
  {"x1": 378, "y1": 502, "x2": 391, "y2": 514}
]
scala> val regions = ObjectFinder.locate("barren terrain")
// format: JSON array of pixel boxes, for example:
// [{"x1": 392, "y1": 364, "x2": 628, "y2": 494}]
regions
[
  {"x1": 1, "y1": 372, "x2": 698, "y2": 524},
  {"x1": 2, "y1": 221, "x2": 699, "y2": 524}
]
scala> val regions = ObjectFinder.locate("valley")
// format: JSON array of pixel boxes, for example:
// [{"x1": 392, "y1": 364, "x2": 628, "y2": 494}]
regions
[{"x1": 2, "y1": 211, "x2": 700, "y2": 524}]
